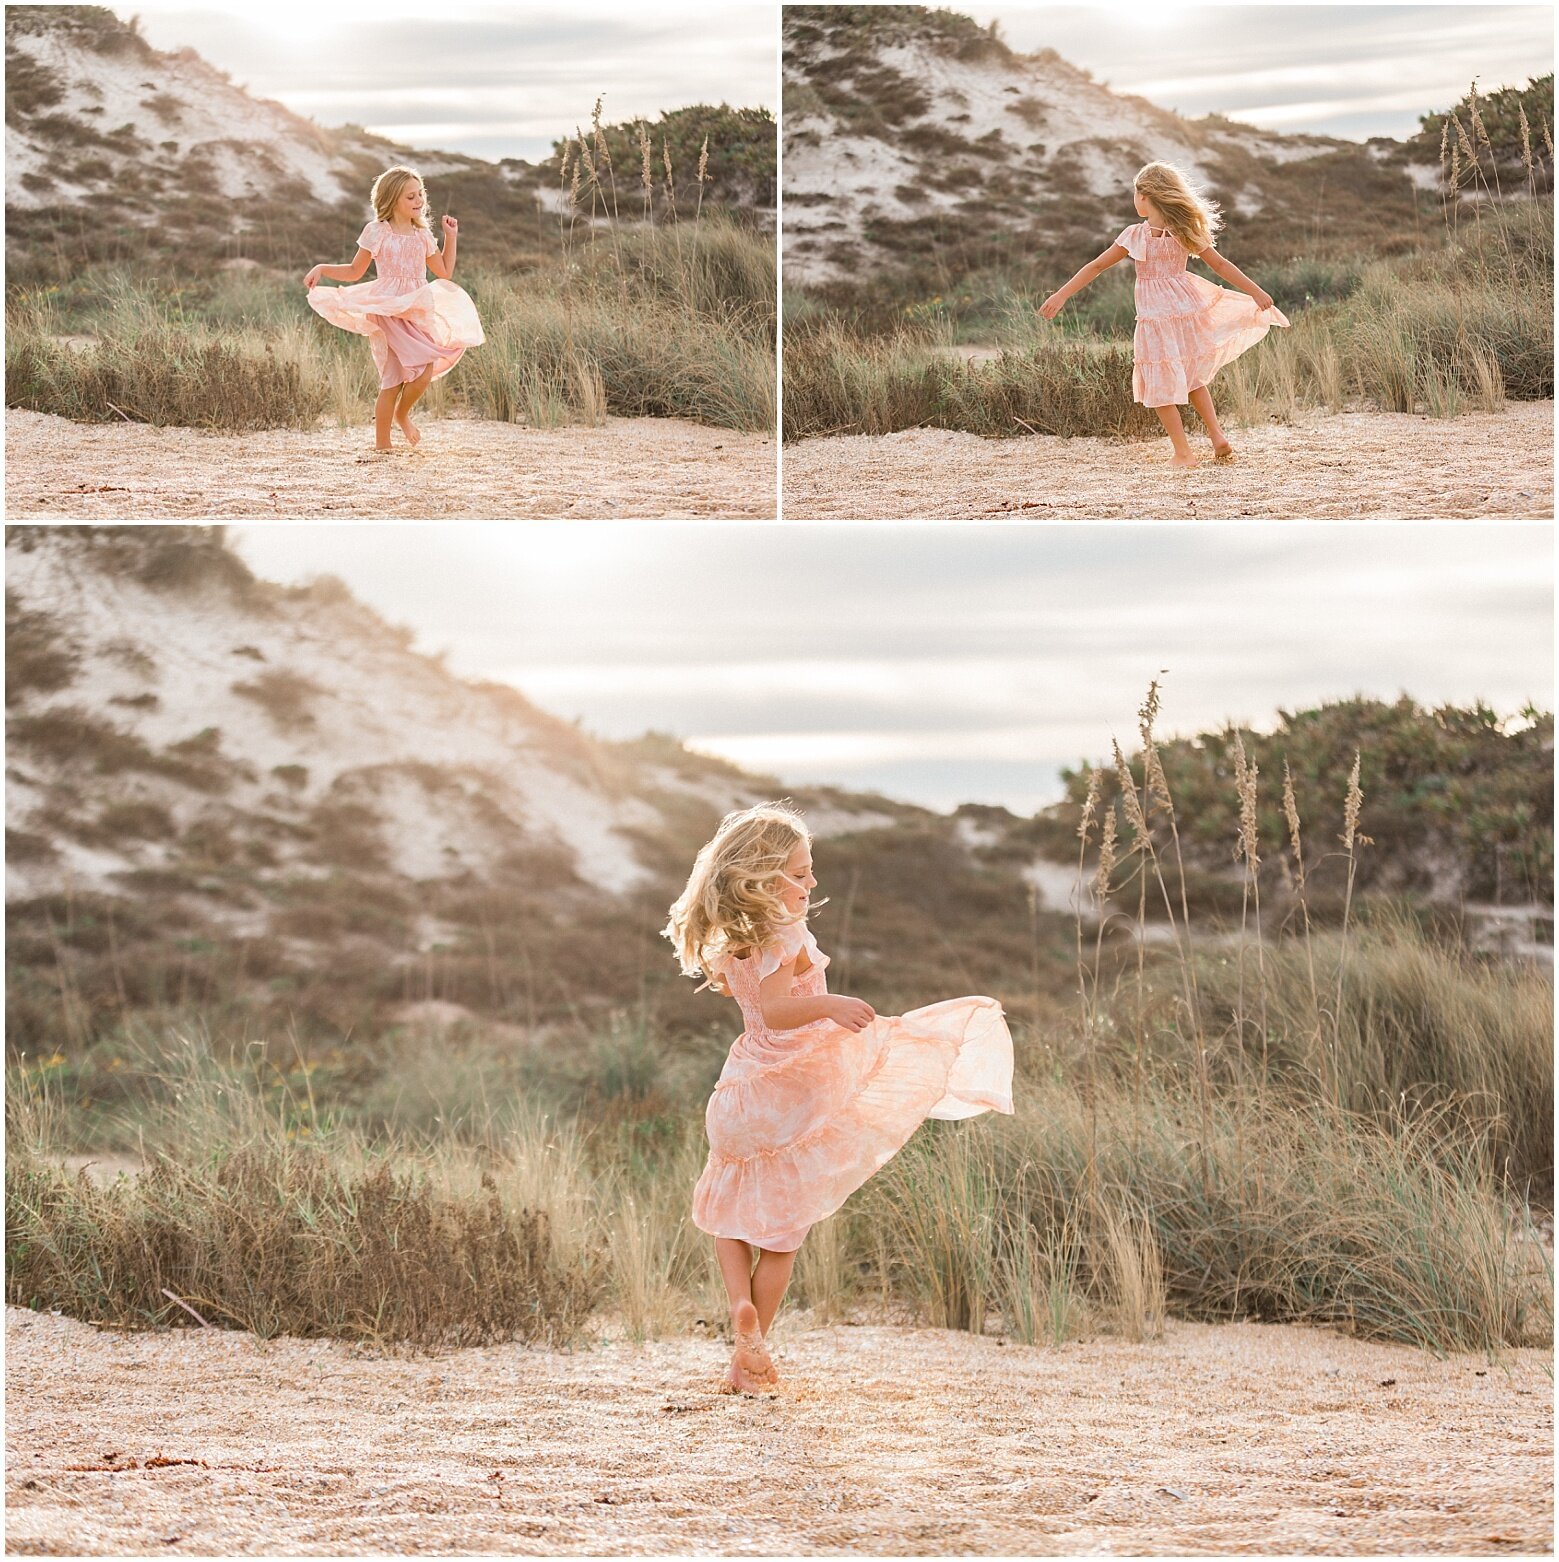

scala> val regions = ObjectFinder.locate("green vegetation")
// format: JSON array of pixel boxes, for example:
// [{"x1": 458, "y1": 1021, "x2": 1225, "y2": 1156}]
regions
[{"x1": 1061, "y1": 695, "x2": 1555, "y2": 909}]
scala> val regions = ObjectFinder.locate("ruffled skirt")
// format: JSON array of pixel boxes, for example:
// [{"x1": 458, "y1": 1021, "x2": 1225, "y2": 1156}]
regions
[
  {"x1": 1133, "y1": 274, "x2": 1289, "y2": 408},
  {"x1": 307, "y1": 277, "x2": 485, "y2": 391},
  {"x1": 692, "y1": 996, "x2": 1014, "y2": 1251}
]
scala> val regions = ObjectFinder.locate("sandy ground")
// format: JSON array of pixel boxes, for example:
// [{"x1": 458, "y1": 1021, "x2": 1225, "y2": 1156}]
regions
[
  {"x1": 6, "y1": 1305, "x2": 1551, "y2": 1556},
  {"x1": 782, "y1": 401, "x2": 1554, "y2": 520},
  {"x1": 3, "y1": 411, "x2": 776, "y2": 521}
]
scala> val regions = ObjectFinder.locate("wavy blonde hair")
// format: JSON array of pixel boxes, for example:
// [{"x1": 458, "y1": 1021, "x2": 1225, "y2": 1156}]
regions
[
  {"x1": 370, "y1": 165, "x2": 431, "y2": 230},
  {"x1": 1134, "y1": 161, "x2": 1222, "y2": 253},
  {"x1": 664, "y1": 801, "x2": 817, "y2": 981}
]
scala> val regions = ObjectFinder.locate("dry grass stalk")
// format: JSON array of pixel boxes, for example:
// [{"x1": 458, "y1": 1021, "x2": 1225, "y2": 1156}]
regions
[
  {"x1": 636, "y1": 120, "x2": 654, "y2": 225},
  {"x1": 1282, "y1": 760, "x2": 1327, "y2": 1101}
]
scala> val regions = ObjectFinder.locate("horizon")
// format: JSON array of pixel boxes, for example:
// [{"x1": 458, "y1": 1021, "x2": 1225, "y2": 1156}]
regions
[
  {"x1": 228, "y1": 523, "x2": 1554, "y2": 817},
  {"x1": 110, "y1": 2, "x2": 778, "y2": 163}
]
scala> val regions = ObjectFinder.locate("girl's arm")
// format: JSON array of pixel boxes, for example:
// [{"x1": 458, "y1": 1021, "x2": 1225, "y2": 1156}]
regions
[
  {"x1": 1196, "y1": 247, "x2": 1274, "y2": 310},
  {"x1": 304, "y1": 249, "x2": 372, "y2": 289},
  {"x1": 757, "y1": 962, "x2": 875, "y2": 1033},
  {"x1": 1039, "y1": 243, "x2": 1126, "y2": 319},
  {"x1": 427, "y1": 216, "x2": 458, "y2": 281}
]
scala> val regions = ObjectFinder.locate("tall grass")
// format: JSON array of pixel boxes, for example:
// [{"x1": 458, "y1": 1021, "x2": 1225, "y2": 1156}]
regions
[
  {"x1": 783, "y1": 200, "x2": 1551, "y2": 440},
  {"x1": 5, "y1": 113, "x2": 775, "y2": 435},
  {"x1": 6, "y1": 685, "x2": 1551, "y2": 1356}
]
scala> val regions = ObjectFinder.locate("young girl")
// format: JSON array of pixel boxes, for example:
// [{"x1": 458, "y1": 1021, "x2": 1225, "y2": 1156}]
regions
[
  {"x1": 1040, "y1": 161, "x2": 1289, "y2": 468},
  {"x1": 664, "y1": 802, "x2": 1014, "y2": 1394},
  {"x1": 304, "y1": 166, "x2": 484, "y2": 453}
]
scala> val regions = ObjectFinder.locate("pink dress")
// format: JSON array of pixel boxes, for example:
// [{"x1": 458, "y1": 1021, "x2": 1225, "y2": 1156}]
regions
[
  {"x1": 692, "y1": 920, "x2": 1014, "y2": 1252},
  {"x1": 308, "y1": 220, "x2": 484, "y2": 390},
  {"x1": 1114, "y1": 220, "x2": 1289, "y2": 408}
]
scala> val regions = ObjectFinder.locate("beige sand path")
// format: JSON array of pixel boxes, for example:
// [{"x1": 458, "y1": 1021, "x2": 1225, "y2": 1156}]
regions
[
  {"x1": 782, "y1": 402, "x2": 1554, "y2": 520},
  {"x1": 6, "y1": 1304, "x2": 1551, "y2": 1555},
  {"x1": 4, "y1": 411, "x2": 776, "y2": 521}
]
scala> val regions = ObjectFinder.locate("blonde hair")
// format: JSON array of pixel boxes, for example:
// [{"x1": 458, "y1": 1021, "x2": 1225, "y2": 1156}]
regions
[
  {"x1": 1134, "y1": 161, "x2": 1221, "y2": 253},
  {"x1": 370, "y1": 165, "x2": 431, "y2": 230},
  {"x1": 664, "y1": 801, "x2": 816, "y2": 980}
]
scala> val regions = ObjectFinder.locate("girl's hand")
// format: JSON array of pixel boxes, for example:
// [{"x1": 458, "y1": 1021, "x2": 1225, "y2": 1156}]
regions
[
  {"x1": 442, "y1": 215, "x2": 459, "y2": 235},
  {"x1": 303, "y1": 265, "x2": 324, "y2": 290},
  {"x1": 1038, "y1": 292, "x2": 1065, "y2": 320},
  {"x1": 1252, "y1": 286, "x2": 1274, "y2": 311},
  {"x1": 822, "y1": 995, "x2": 876, "y2": 1033}
]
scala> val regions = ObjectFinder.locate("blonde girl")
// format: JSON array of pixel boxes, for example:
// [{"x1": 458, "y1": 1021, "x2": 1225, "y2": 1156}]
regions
[
  {"x1": 305, "y1": 166, "x2": 484, "y2": 452},
  {"x1": 1041, "y1": 160, "x2": 1289, "y2": 467},
  {"x1": 665, "y1": 801, "x2": 1014, "y2": 1394}
]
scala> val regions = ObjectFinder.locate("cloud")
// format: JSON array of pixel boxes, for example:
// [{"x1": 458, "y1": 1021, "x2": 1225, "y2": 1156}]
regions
[
  {"x1": 980, "y1": 4, "x2": 1552, "y2": 138},
  {"x1": 119, "y1": 3, "x2": 776, "y2": 160},
  {"x1": 230, "y1": 523, "x2": 1554, "y2": 815}
]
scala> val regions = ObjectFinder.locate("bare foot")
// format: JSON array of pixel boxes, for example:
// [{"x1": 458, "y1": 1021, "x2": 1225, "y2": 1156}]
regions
[
  {"x1": 395, "y1": 412, "x2": 421, "y2": 448},
  {"x1": 724, "y1": 1300, "x2": 779, "y2": 1395},
  {"x1": 1170, "y1": 450, "x2": 1200, "y2": 469},
  {"x1": 1212, "y1": 441, "x2": 1236, "y2": 463}
]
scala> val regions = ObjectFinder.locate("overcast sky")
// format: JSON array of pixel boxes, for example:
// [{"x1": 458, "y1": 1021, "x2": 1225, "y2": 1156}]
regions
[
  {"x1": 229, "y1": 523, "x2": 1553, "y2": 815},
  {"x1": 981, "y1": 5, "x2": 1551, "y2": 140},
  {"x1": 117, "y1": 2, "x2": 777, "y2": 161}
]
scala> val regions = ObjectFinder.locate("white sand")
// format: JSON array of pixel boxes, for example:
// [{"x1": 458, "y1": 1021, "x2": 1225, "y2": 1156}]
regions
[
  {"x1": 6, "y1": 1304, "x2": 1551, "y2": 1555},
  {"x1": 4, "y1": 411, "x2": 777, "y2": 521},
  {"x1": 782, "y1": 402, "x2": 1554, "y2": 521}
]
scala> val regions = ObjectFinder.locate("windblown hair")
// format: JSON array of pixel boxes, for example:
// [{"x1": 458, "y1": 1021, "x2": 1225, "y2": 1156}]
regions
[
  {"x1": 664, "y1": 802, "x2": 816, "y2": 981},
  {"x1": 370, "y1": 165, "x2": 431, "y2": 230},
  {"x1": 1134, "y1": 161, "x2": 1222, "y2": 253}
]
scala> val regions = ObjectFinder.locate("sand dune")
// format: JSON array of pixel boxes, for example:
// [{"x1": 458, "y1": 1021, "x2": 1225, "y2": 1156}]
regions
[
  {"x1": 4, "y1": 412, "x2": 776, "y2": 521},
  {"x1": 6, "y1": 1303, "x2": 1551, "y2": 1555},
  {"x1": 782, "y1": 402, "x2": 1554, "y2": 521}
]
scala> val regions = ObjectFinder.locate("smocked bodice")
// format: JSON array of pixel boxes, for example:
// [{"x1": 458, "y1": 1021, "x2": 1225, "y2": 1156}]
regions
[
  {"x1": 357, "y1": 220, "x2": 436, "y2": 287},
  {"x1": 1118, "y1": 221, "x2": 1194, "y2": 281},
  {"x1": 717, "y1": 921, "x2": 831, "y2": 1042}
]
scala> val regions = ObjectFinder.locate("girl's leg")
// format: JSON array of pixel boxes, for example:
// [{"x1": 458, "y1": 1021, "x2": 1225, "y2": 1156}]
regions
[
  {"x1": 714, "y1": 1238, "x2": 777, "y2": 1392},
  {"x1": 715, "y1": 1236, "x2": 756, "y2": 1313},
  {"x1": 374, "y1": 386, "x2": 400, "y2": 451},
  {"x1": 1151, "y1": 403, "x2": 1198, "y2": 467},
  {"x1": 751, "y1": 1247, "x2": 797, "y2": 1337},
  {"x1": 394, "y1": 364, "x2": 436, "y2": 445},
  {"x1": 1187, "y1": 384, "x2": 1234, "y2": 458}
]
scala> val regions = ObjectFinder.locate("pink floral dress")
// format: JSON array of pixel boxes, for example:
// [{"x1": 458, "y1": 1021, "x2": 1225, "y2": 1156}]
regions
[
  {"x1": 692, "y1": 919, "x2": 1014, "y2": 1252},
  {"x1": 308, "y1": 220, "x2": 484, "y2": 390},
  {"x1": 1114, "y1": 220, "x2": 1289, "y2": 408}
]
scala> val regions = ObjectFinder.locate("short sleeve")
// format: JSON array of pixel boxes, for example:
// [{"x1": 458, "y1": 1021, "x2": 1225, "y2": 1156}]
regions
[
  {"x1": 1113, "y1": 222, "x2": 1145, "y2": 262},
  {"x1": 355, "y1": 220, "x2": 383, "y2": 255},
  {"x1": 422, "y1": 227, "x2": 438, "y2": 257}
]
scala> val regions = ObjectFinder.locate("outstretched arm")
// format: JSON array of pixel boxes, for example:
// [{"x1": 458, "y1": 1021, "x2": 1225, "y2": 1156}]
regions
[
  {"x1": 304, "y1": 249, "x2": 371, "y2": 289},
  {"x1": 1039, "y1": 243, "x2": 1127, "y2": 319},
  {"x1": 757, "y1": 961, "x2": 876, "y2": 1033},
  {"x1": 427, "y1": 215, "x2": 458, "y2": 280},
  {"x1": 1197, "y1": 246, "x2": 1274, "y2": 310}
]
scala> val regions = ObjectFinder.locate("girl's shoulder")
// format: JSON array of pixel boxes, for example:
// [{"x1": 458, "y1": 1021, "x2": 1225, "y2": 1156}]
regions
[
  {"x1": 356, "y1": 217, "x2": 386, "y2": 251},
  {"x1": 722, "y1": 920, "x2": 815, "y2": 980}
]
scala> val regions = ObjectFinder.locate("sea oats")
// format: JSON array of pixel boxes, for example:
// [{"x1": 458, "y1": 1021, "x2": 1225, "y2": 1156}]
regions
[
  {"x1": 1110, "y1": 739, "x2": 1148, "y2": 847},
  {"x1": 1452, "y1": 113, "x2": 1477, "y2": 170},
  {"x1": 1234, "y1": 732, "x2": 1260, "y2": 871},
  {"x1": 1078, "y1": 767, "x2": 1101, "y2": 844},
  {"x1": 1281, "y1": 761, "x2": 1305, "y2": 891},
  {"x1": 1094, "y1": 807, "x2": 1118, "y2": 900},
  {"x1": 1341, "y1": 751, "x2": 1366, "y2": 851}
]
